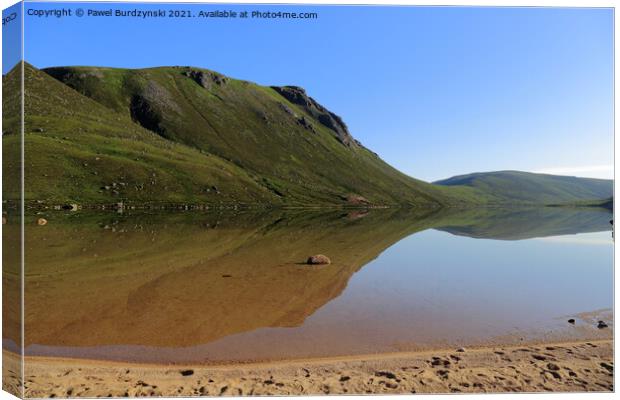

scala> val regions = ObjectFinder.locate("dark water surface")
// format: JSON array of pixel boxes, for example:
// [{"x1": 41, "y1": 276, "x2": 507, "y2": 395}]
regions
[{"x1": 6, "y1": 207, "x2": 613, "y2": 363}]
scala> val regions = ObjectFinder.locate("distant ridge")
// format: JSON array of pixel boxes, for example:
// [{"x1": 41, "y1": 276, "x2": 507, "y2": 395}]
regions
[{"x1": 434, "y1": 170, "x2": 612, "y2": 205}]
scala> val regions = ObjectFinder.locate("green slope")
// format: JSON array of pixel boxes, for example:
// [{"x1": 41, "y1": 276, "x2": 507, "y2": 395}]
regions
[
  {"x1": 434, "y1": 170, "x2": 613, "y2": 205},
  {"x1": 4, "y1": 63, "x2": 612, "y2": 208},
  {"x1": 35, "y1": 63, "x2": 453, "y2": 207},
  {"x1": 4, "y1": 63, "x2": 284, "y2": 206}
]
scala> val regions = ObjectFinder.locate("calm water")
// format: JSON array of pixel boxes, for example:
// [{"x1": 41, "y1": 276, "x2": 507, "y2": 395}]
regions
[{"x1": 5, "y1": 207, "x2": 613, "y2": 363}]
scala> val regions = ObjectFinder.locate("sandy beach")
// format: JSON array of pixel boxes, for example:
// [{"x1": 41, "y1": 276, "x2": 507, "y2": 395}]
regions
[{"x1": 4, "y1": 339, "x2": 612, "y2": 397}]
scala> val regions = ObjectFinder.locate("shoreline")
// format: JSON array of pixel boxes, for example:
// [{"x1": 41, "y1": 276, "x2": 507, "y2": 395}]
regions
[
  {"x1": 6, "y1": 339, "x2": 613, "y2": 396},
  {"x1": 4, "y1": 199, "x2": 613, "y2": 213},
  {"x1": 9, "y1": 335, "x2": 614, "y2": 368}
]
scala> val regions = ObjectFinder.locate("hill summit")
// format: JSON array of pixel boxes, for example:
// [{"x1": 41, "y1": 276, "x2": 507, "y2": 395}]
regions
[
  {"x1": 2, "y1": 62, "x2": 612, "y2": 208},
  {"x1": 3, "y1": 63, "x2": 454, "y2": 207}
]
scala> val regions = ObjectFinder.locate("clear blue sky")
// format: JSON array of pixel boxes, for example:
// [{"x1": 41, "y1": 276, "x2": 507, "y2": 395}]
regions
[
  {"x1": 3, "y1": 2, "x2": 22, "y2": 73},
  {"x1": 17, "y1": 3, "x2": 614, "y2": 181}
]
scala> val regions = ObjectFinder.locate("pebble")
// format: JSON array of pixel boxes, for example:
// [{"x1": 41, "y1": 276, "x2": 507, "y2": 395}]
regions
[{"x1": 307, "y1": 254, "x2": 331, "y2": 265}]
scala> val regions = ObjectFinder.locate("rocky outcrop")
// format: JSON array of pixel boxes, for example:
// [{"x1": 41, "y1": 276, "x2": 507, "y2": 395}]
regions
[
  {"x1": 271, "y1": 86, "x2": 355, "y2": 146},
  {"x1": 297, "y1": 116, "x2": 316, "y2": 133},
  {"x1": 278, "y1": 102, "x2": 297, "y2": 117},
  {"x1": 183, "y1": 68, "x2": 228, "y2": 90},
  {"x1": 129, "y1": 81, "x2": 181, "y2": 138},
  {"x1": 129, "y1": 94, "x2": 166, "y2": 136}
]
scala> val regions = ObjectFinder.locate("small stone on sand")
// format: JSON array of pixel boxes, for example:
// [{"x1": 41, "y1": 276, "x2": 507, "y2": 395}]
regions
[{"x1": 307, "y1": 254, "x2": 331, "y2": 265}]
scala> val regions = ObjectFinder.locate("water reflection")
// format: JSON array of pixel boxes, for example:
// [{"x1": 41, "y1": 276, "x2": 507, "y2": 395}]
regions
[{"x1": 7, "y1": 206, "x2": 613, "y2": 362}]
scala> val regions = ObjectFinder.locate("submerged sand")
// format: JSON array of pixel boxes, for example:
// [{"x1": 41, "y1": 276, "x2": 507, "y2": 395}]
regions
[{"x1": 4, "y1": 339, "x2": 613, "y2": 397}]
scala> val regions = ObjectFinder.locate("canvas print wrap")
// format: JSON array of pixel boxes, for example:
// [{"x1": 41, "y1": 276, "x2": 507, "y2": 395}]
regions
[
  {"x1": 3, "y1": 2, "x2": 24, "y2": 398},
  {"x1": 1, "y1": 2, "x2": 614, "y2": 397}
]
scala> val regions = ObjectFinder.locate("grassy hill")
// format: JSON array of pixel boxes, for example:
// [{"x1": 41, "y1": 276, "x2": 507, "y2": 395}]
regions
[
  {"x1": 2, "y1": 62, "x2": 612, "y2": 208},
  {"x1": 434, "y1": 170, "x2": 613, "y2": 206},
  {"x1": 4, "y1": 63, "x2": 286, "y2": 206},
  {"x1": 13, "y1": 62, "x2": 455, "y2": 207}
]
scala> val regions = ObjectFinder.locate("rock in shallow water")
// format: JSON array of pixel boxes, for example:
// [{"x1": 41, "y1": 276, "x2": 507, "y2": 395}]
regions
[{"x1": 307, "y1": 254, "x2": 331, "y2": 265}]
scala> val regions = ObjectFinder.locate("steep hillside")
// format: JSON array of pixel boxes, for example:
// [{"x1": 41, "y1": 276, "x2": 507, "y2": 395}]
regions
[
  {"x1": 434, "y1": 171, "x2": 613, "y2": 205},
  {"x1": 3, "y1": 63, "x2": 285, "y2": 206},
  {"x1": 4, "y1": 63, "x2": 612, "y2": 208},
  {"x1": 36, "y1": 64, "x2": 453, "y2": 207}
]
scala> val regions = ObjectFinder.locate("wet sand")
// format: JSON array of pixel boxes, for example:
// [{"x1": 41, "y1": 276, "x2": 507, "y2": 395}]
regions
[{"x1": 5, "y1": 339, "x2": 613, "y2": 397}]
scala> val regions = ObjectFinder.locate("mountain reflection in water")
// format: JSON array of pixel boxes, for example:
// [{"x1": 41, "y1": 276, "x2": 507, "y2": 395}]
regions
[{"x1": 2, "y1": 206, "x2": 613, "y2": 363}]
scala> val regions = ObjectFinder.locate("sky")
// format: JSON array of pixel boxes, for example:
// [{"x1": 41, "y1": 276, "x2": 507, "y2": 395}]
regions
[
  {"x1": 12, "y1": 3, "x2": 615, "y2": 181},
  {"x1": 2, "y1": 2, "x2": 22, "y2": 73}
]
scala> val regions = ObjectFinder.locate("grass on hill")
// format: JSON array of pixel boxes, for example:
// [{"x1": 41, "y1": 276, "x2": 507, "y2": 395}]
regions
[{"x1": 2, "y1": 63, "x2": 613, "y2": 208}]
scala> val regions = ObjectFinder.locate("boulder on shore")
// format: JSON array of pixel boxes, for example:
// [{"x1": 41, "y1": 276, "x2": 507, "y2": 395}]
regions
[{"x1": 307, "y1": 254, "x2": 331, "y2": 265}]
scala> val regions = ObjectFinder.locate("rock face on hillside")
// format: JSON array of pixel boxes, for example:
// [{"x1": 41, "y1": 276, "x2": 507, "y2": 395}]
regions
[
  {"x1": 271, "y1": 86, "x2": 354, "y2": 146},
  {"x1": 183, "y1": 68, "x2": 228, "y2": 89},
  {"x1": 11, "y1": 62, "x2": 448, "y2": 207},
  {"x1": 5, "y1": 63, "x2": 612, "y2": 207}
]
